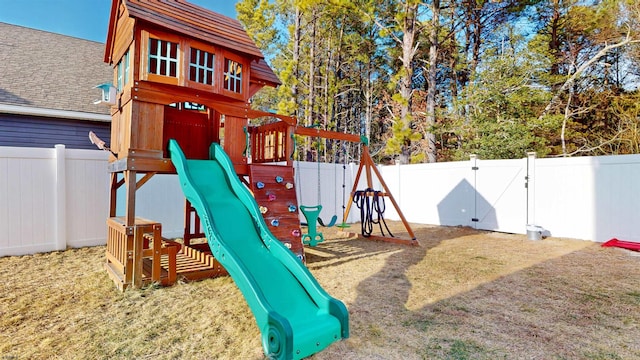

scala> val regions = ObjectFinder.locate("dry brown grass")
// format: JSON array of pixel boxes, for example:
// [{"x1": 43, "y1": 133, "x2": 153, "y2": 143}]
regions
[{"x1": 1, "y1": 223, "x2": 639, "y2": 359}]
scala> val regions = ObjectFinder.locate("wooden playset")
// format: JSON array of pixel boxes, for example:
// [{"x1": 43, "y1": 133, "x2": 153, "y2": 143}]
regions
[{"x1": 99, "y1": 0, "x2": 415, "y2": 292}]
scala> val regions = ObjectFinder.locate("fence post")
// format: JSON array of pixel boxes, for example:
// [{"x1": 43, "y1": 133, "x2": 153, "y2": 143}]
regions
[
  {"x1": 470, "y1": 154, "x2": 478, "y2": 227},
  {"x1": 396, "y1": 162, "x2": 401, "y2": 210},
  {"x1": 526, "y1": 152, "x2": 537, "y2": 228},
  {"x1": 54, "y1": 144, "x2": 66, "y2": 251}
]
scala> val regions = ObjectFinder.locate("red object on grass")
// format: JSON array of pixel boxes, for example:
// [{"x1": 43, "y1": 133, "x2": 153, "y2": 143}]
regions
[{"x1": 601, "y1": 238, "x2": 640, "y2": 252}]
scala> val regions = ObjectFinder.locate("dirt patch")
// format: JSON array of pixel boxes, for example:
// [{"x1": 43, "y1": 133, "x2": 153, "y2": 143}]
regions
[{"x1": 1, "y1": 223, "x2": 639, "y2": 359}]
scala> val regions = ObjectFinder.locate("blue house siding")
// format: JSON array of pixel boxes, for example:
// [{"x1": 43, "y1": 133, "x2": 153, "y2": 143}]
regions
[{"x1": 0, "y1": 113, "x2": 111, "y2": 150}]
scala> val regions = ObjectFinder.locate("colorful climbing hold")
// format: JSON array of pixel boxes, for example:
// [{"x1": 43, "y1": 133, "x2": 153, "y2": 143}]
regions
[
  {"x1": 256, "y1": 181, "x2": 265, "y2": 189},
  {"x1": 288, "y1": 204, "x2": 297, "y2": 212},
  {"x1": 275, "y1": 176, "x2": 284, "y2": 183},
  {"x1": 291, "y1": 229, "x2": 301, "y2": 237},
  {"x1": 259, "y1": 206, "x2": 268, "y2": 214},
  {"x1": 285, "y1": 182, "x2": 294, "y2": 189},
  {"x1": 268, "y1": 193, "x2": 276, "y2": 201},
  {"x1": 271, "y1": 219, "x2": 280, "y2": 227}
]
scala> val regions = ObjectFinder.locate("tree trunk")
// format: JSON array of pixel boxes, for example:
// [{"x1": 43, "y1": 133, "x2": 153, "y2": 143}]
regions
[
  {"x1": 293, "y1": 7, "x2": 301, "y2": 114},
  {"x1": 425, "y1": 0, "x2": 440, "y2": 163},
  {"x1": 549, "y1": 0, "x2": 561, "y2": 77},
  {"x1": 398, "y1": 2, "x2": 419, "y2": 164},
  {"x1": 307, "y1": 8, "x2": 317, "y2": 159}
]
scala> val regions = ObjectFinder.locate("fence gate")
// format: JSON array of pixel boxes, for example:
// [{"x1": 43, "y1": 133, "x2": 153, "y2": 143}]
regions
[{"x1": 471, "y1": 156, "x2": 527, "y2": 234}]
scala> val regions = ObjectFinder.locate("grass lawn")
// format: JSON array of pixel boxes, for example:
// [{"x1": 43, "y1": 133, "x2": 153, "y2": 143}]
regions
[{"x1": 1, "y1": 222, "x2": 639, "y2": 359}]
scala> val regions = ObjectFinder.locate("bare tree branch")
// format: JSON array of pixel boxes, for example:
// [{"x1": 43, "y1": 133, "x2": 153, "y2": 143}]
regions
[{"x1": 540, "y1": 31, "x2": 640, "y2": 119}]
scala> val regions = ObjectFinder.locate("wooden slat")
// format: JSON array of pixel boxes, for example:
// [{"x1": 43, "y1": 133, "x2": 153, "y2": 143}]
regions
[
  {"x1": 223, "y1": 115, "x2": 249, "y2": 166},
  {"x1": 107, "y1": 155, "x2": 175, "y2": 173},
  {"x1": 174, "y1": 245, "x2": 227, "y2": 280},
  {"x1": 131, "y1": 81, "x2": 250, "y2": 116},
  {"x1": 130, "y1": 101, "x2": 164, "y2": 153},
  {"x1": 111, "y1": 11, "x2": 134, "y2": 65},
  {"x1": 105, "y1": 252, "x2": 125, "y2": 274},
  {"x1": 104, "y1": 262, "x2": 127, "y2": 291}
]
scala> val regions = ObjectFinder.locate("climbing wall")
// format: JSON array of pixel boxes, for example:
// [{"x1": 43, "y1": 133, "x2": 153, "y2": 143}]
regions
[{"x1": 249, "y1": 164, "x2": 305, "y2": 261}]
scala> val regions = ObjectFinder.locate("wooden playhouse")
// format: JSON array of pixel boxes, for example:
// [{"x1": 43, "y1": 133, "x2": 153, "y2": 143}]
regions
[
  {"x1": 101, "y1": 0, "x2": 306, "y2": 290},
  {"x1": 101, "y1": 0, "x2": 415, "y2": 291}
]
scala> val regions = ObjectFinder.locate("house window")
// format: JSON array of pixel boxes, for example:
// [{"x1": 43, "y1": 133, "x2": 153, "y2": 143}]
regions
[
  {"x1": 116, "y1": 50, "x2": 130, "y2": 91},
  {"x1": 189, "y1": 48, "x2": 214, "y2": 86},
  {"x1": 224, "y1": 58, "x2": 243, "y2": 94},
  {"x1": 149, "y1": 38, "x2": 179, "y2": 77}
]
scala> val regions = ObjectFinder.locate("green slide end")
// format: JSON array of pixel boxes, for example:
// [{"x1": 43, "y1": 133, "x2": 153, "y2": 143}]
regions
[{"x1": 168, "y1": 140, "x2": 349, "y2": 360}]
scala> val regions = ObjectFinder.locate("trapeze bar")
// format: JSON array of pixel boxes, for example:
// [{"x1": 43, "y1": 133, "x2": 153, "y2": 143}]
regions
[{"x1": 353, "y1": 191, "x2": 390, "y2": 197}]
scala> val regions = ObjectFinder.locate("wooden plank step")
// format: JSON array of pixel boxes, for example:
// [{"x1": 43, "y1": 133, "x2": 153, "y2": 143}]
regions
[
  {"x1": 171, "y1": 245, "x2": 227, "y2": 280},
  {"x1": 141, "y1": 258, "x2": 173, "y2": 286}
]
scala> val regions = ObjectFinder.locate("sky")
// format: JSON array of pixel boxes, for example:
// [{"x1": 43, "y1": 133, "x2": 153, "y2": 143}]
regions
[{"x1": 0, "y1": 0, "x2": 238, "y2": 43}]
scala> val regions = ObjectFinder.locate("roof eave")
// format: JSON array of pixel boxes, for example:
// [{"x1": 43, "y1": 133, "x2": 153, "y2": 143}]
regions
[{"x1": 0, "y1": 104, "x2": 112, "y2": 123}]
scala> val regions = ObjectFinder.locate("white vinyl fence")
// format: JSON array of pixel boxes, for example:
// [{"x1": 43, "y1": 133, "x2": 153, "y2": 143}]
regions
[
  {"x1": 2, "y1": 145, "x2": 639, "y2": 256},
  {"x1": 379, "y1": 153, "x2": 640, "y2": 242},
  {"x1": 0, "y1": 145, "x2": 109, "y2": 256}
]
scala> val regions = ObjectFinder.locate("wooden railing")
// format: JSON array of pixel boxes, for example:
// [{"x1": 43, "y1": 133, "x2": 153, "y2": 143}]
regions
[
  {"x1": 106, "y1": 218, "x2": 132, "y2": 286},
  {"x1": 105, "y1": 217, "x2": 177, "y2": 290},
  {"x1": 250, "y1": 121, "x2": 291, "y2": 163}
]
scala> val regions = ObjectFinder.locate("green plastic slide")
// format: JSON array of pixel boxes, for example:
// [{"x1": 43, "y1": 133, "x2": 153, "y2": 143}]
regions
[{"x1": 168, "y1": 140, "x2": 349, "y2": 360}]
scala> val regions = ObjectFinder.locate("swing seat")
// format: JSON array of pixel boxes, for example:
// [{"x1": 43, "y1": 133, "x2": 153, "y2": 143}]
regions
[
  {"x1": 317, "y1": 214, "x2": 338, "y2": 227},
  {"x1": 300, "y1": 205, "x2": 325, "y2": 246}
]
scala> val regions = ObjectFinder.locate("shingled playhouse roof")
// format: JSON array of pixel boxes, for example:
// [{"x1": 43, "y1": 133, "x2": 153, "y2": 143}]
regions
[{"x1": 104, "y1": 0, "x2": 280, "y2": 87}]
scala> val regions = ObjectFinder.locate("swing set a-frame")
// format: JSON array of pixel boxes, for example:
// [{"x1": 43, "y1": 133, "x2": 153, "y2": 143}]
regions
[{"x1": 288, "y1": 123, "x2": 418, "y2": 247}]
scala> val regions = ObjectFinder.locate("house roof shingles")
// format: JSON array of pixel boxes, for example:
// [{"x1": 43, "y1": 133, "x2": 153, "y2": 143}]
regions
[{"x1": 0, "y1": 22, "x2": 112, "y2": 116}]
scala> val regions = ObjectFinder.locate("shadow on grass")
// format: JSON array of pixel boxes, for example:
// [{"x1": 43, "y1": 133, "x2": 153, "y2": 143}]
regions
[
  {"x1": 304, "y1": 225, "x2": 447, "y2": 271},
  {"x1": 334, "y1": 227, "x2": 640, "y2": 360}
]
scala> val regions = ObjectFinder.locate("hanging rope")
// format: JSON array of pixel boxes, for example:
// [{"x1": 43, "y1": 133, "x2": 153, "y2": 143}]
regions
[
  {"x1": 336, "y1": 142, "x2": 350, "y2": 228},
  {"x1": 316, "y1": 137, "x2": 321, "y2": 204},
  {"x1": 353, "y1": 188, "x2": 394, "y2": 238},
  {"x1": 314, "y1": 136, "x2": 337, "y2": 227}
]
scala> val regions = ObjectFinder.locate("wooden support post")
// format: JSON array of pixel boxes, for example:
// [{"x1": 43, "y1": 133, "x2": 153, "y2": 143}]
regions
[
  {"x1": 362, "y1": 151, "x2": 416, "y2": 241},
  {"x1": 363, "y1": 146, "x2": 374, "y2": 188},
  {"x1": 124, "y1": 170, "x2": 137, "y2": 226},
  {"x1": 109, "y1": 173, "x2": 119, "y2": 217},
  {"x1": 342, "y1": 147, "x2": 417, "y2": 245},
  {"x1": 136, "y1": 172, "x2": 156, "y2": 189},
  {"x1": 342, "y1": 160, "x2": 365, "y2": 226},
  {"x1": 123, "y1": 223, "x2": 135, "y2": 288},
  {"x1": 123, "y1": 170, "x2": 143, "y2": 286},
  {"x1": 132, "y1": 224, "x2": 144, "y2": 288},
  {"x1": 286, "y1": 125, "x2": 295, "y2": 167}
]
